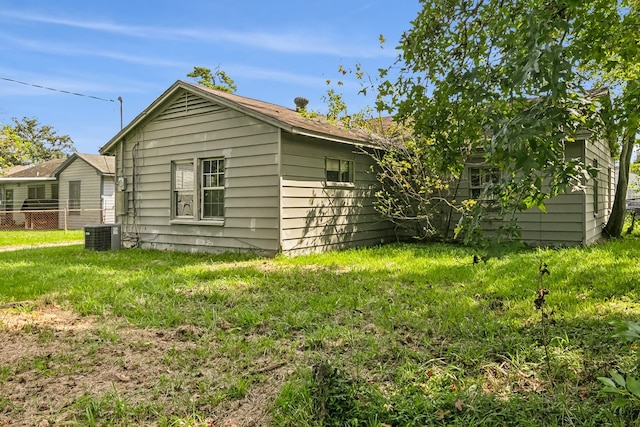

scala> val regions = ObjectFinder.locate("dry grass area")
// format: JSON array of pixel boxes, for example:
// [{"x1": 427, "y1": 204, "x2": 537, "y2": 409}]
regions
[{"x1": 0, "y1": 303, "x2": 287, "y2": 426}]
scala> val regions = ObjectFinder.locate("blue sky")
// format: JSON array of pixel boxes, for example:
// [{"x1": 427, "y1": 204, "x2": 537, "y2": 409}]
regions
[{"x1": 0, "y1": 1, "x2": 422, "y2": 154}]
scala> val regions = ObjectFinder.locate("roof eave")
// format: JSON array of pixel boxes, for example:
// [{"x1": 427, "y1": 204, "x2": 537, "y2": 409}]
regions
[
  {"x1": 100, "y1": 81, "x2": 188, "y2": 154},
  {"x1": 52, "y1": 153, "x2": 78, "y2": 176},
  {"x1": 0, "y1": 177, "x2": 57, "y2": 183},
  {"x1": 288, "y1": 127, "x2": 377, "y2": 149}
]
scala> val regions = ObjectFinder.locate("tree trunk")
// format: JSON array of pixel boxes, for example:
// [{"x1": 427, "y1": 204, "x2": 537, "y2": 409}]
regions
[{"x1": 605, "y1": 125, "x2": 638, "y2": 237}]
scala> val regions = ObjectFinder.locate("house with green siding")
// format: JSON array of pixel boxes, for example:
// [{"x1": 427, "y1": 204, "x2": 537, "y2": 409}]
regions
[
  {"x1": 450, "y1": 134, "x2": 614, "y2": 246},
  {"x1": 99, "y1": 80, "x2": 395, "y2": 255},
  {"x1": 100, "y1": 80, "x2": 615, "y2": 254},
  {"x1": 55, "y1": 153, "x2": 116, "y2": 228}
]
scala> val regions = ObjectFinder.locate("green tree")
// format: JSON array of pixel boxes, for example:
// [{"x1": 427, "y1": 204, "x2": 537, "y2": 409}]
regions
[
  {"x1": 369, "y1": 130, "x2": 460, "y2": 240},
  {"x1": 187, "y1": 66, "x2": 237, "y2": 93},
  {"x1": 378, "y1": 0, "x2": 639, "y2": 240},
  {"x1": 0, "y1": 117, "x2": 74, "y2": 170},
  {"x1": 320, "y1": 62, "x2": 460, "y2": 240},
  {"x1": 0, "y1": 124, "x2": 26, "y2": 169}
]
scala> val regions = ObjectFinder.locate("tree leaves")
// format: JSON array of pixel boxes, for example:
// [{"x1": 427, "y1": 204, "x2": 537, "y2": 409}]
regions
[
  {"x1": 382, "y1": 0, "x2": 640, "y2": 240},
  {"x1": 0, "y1": 117, "x2": 74, "y2": 170},
  {"x1": 598, "y1": 371, "x2": 640, "y2": 400},
  {"x1": 187, "y1": 66, "x2": 237, "y2": 94}
]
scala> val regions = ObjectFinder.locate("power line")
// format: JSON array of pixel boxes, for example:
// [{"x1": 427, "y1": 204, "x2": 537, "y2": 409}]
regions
[{"x1": 0, "y1": 77, "x2": 116, "y2": 103}]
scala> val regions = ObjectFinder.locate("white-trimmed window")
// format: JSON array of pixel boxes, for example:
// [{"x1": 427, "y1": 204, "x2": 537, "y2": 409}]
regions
[
  {"x1": 326, "y1": 158, "x2": 354, "y2": 183},
  {"x1": 171, "y1": 158, "x2": 224, "y2": 221},
  {"x1": 469, "y1": 167, "x2": 500, "y2": 199},
  {"x1": 201, "y1": 158, "x2": 224, "y2": 219},
  {"x1": 173, "y1": 161, "x2": 195, "y2": 218}
]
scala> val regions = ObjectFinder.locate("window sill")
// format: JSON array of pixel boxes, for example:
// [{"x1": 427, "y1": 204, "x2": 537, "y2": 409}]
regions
[
  {"x1": 170, "y1": 219, "x2": 224, "y2": 226},
  {"x1": 325, "y1": 181, "x2": 355, "y2": 189}
]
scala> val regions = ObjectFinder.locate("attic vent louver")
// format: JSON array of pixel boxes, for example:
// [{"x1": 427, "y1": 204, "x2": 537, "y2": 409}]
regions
[{"x1": 294, "y1": 97, "x2": 309, "y2": 112}]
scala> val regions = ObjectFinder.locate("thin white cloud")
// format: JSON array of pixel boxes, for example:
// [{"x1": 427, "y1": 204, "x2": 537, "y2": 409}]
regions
[
  {"x1": 0, "y1": 11, "x2": 159, "y2": 38},
  {"x1": 95, "y1": 51, "x2": 187, "y2": 68},
  {"x1": 0, "y1": 62, "x2": 155, "y2": 100},
  {"x1": 255, "y1": 66, "x2": 365, "y2": 99},
  {"x1": 0, "y1": 33, "x2": 369, "y2": 92},
  {"x1": 229, "y1": 65, "x2": 328, "y2": 87},
  {"x1": 0, "y1": 9, "x2": 389, "y2": 58},
  {"x1": 0, "y1": 53, "x2": 336, "y2": 100},
  {"x1": 0, "y1": 34, "x2": 189, "y2": 68}
]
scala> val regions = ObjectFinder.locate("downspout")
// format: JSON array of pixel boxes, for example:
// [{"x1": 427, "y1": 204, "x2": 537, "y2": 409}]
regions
[
  {"x1": 119, "y1": 139, "x2": 125, "y2": 216},
  {"x1": 582, "y1": 139, "x2": 587, "y2": 245},
  {"x1": 277, "y1": 128, "x2": 283, "y2": 254}
]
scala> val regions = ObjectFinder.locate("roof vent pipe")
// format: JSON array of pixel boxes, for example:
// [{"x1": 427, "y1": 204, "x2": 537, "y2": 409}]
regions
[{"x1": 294, "y1": 97, "x2": 309, "y2": 112}]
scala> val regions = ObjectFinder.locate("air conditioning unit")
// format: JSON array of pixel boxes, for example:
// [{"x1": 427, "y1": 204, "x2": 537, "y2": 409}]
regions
[{"x1": 85, "y1": 224, "x2": 121, "y2": 251}]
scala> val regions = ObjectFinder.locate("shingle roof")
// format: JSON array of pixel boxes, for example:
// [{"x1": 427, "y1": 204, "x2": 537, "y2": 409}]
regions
[
  {"x1": 75, "y1": 153, "x2": 115, "y2": 175},
  {"x1": 5, "y1": 158, "x2": 65, "y2": 178},
  {"x1": 52, "y1": 153, "x2": 114, "y2": 176},
  {"x1": 184, "y1": 81, "x2": 376, "y2": 144},
  {"x1": 101, "y1": 80, "x2": 381, "y2": 153},
  {"x1": 0, "y1": 165, "x2": 28, "y2": 176}
]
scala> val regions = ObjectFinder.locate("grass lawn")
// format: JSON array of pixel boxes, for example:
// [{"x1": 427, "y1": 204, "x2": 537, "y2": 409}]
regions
[
  {"x1": 1, "y1": 237, "x2": 639, "y2": 425},
  {"x1": 0, "y1": 229, "x2": 84, "y2": 248}
]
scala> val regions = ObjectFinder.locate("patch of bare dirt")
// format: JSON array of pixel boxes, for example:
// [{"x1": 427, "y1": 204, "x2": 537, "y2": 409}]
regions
[
  {"x1": 0, "y1": 304, "x2": 285, "y2": 426},
  {"x1": 481, "y1": 359, "x2": 547, "y2": 398}
]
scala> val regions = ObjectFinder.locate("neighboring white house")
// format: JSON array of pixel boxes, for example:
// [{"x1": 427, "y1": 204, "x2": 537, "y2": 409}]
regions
[
  {"x1": 623, "y1": 166, "x2": 640, "y2": 210},
  {"x1": 630, "y1": 173, "x2": 640, "y2": 208},
  {"x1": 0, "y1": 158, "x2": 63, "y2": 229},
  {"x1": 55, "y1": 153, "x2": 116, "y2": 229},
  {"x1": 0, "y1": 154, "x2": 115, "y2": 230}
]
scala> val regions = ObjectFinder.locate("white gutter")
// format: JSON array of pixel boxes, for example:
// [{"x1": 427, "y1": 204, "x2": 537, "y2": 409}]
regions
[
  {"x1": 0, "y1": 177, "x2": 57, "y2": 183},
  {"x1": 289, "y1": 128, "x2": 378, "y2": 149}
]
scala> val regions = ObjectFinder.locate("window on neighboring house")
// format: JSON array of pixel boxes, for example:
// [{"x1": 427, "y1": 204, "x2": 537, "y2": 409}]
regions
[
  {"x1": 326, "y1": 158, "x2": 354, "y2": 183},
  {"x1": 201, "y1": 158, "x2": 224, "y2": 219},
  {"x1": 173, "y1": 161, "x2": 195, "y2": 218},
  {"x1": 28, "y1": 185, "x2": 45, "y2": 199},
  {"x1": 51, "y1": 183, "x2": 59, "y2": 199},
  {"x1": 469, "y1": 167, "x2": 500, "y2": 200},
  {"x1": 69, "y1": 181, "x2": 81, "y2": 215},
  {"x1": 4, "y1": 189, "x2": 13, "y2": 211}
]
